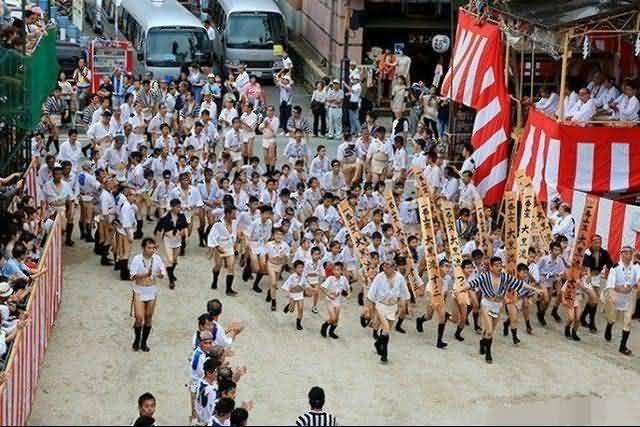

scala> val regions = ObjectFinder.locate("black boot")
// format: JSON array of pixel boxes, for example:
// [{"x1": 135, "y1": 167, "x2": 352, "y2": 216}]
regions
[
  {"x1": 537, "y1": 310, "x2": 548, "y2": 327},
  {"x1": 180, "y1": 237, "x2": 186, "y2": 256},
  {"x1": 133, "y1": 220, "x2": 144, "y2": 240},
  {"x1": 511, "y1": 329, "x2": 521, "y2": 346},
  {"x1": 360, "y1": 315, "x2": 369, "y2": 328},
  {"x1": 357, "y1": 291, "x2": 364, "y2": 306},
  {"x1": 580, "y1": 306, "x2": 589, "y2": 328},
  {"x1": 242, "y1": 263, "x2": 253, "y2": 282},
  {"x1": 526, "y1": 320, "x2": 533, "y2": 335},
  {"x1": 211, "y1": 271, "x2": 220, "y2": 289},
  {"x1": 225, "y1": 275, "x2": 237, "y2": 296},
  {"x1": 65, "y1": 223, "x2": 75, "y2": 247},
  {"x1": 85, "y1": 224, "x2": 94, "y2": 242},
  {"x1": 101, "y1": 250, "x2": 114, "y2": 266},
  {"x1": 565, "y1": 325, "x2": 572, "y2": 339},
  {"x1": 119, "y1": 260, "x2": 130, "y2": 281},
  {"x1": 198, "y1": 227, "x2": 207, "y2": 248},
  {"x1": 94, "y1": 237, "x2": 101, "y2": 254},
  {"x1": 588, "y1": 304, "x2": 598, "y2": 333},
  {"x1": 454, "y1": 326, "x2": 464, "y2": 342},
  {"x1": 472, "y1": 312, "x2": 481, "y2": 332},
  {"x1": 329, "y1": 324, "x2": 339, "y2": 339},
  {"x1": 605, "y1": 323, "x2": 614, "y2": 342},
  {"x1": 503, "y1": 319, "x2": 511, "y2": 337},
  {"x1": 79, "y1": 222, "x2": 86, "y2": 240},
  {"x1": 252, "y1": 273, "x2": 264, "y2": 293},
  {"x1": 379, "y1": 334, "x2": 389, "y2": 363},
  {"x1": 620, "y1": 330, "x2": 633, "y2": 356},
  {"x1": 140, "y1": 326, "x2": 152, "y2": 352},
  {"x1": 283, "y1": 303, "x2": 291, "y2": 314},
  {"x1": 395, "y1": 319, "x2": 406, "y2": 334},
  {"x1": 167, "y1": 266, "x2": 176, "y2": 289},
  {"x1": 479, "y1": 338, "x2": 486, "y2": 355},
  {"x1": 265, "y1": 289, "x2": 271, "y2": 302},
  {"x1": 551, "y1": 306, "x2": 562, "y2": 323},
  {"x1": 572, "y1": 328, "x2": 581, "y2": 342},
  {"x1": 437, "y1": 323, "x2": 448, "y2": 349},
  {"x1": 485, "y1": 338, "x2": 493, "y2": 364},
  {"x1": 271, "y1": 299, "x2": 276, "y2": 312},
  {"x1": 296, "y1": 318, "x2": 303, "y2": 331},
  {"x1": 374, "y1": 333, "x2": 382, "y2": 355},
  {"x1": 132, "y1": 326, "x2": 142, "y2": 351},
  {"x1": 416, "y1": 315, "x2": 427, "y2": 333},
  {"x1": 321, "y1": 322, "x2": 329, "y2": 338}
]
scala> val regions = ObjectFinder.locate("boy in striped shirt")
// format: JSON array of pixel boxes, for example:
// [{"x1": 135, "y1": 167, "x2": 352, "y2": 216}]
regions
[
  {"x1": 469, "y1": 257, "x2": 523, "y2": 364},
  {"x1": 296, "y1": 387, "x2": 337, "y2": 427}
]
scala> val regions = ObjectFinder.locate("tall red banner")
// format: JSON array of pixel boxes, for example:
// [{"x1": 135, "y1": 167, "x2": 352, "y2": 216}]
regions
[{"x1": 441, "y1": 8, "x2": 511, "y2": 206}]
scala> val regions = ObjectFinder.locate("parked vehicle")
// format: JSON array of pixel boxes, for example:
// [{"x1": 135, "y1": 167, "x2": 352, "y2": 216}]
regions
[{"x1": 206, "y1": 0, "x2": 287, "y2": 79}]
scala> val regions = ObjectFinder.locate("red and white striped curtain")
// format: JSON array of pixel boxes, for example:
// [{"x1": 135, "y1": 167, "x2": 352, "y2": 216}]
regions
[{"x1": 0, "y1": 216, "x2": 64, "y2": 426}]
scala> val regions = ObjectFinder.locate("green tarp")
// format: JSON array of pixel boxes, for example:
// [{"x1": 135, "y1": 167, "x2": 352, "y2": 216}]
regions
[{"x1": 0, "y1": 29, "x2": 59, "y2": 130}]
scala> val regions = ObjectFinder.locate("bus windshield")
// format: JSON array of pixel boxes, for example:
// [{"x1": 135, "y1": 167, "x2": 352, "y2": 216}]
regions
[
  {"x1": 146, "y1": 27, "x2": 209, "y2": 67},
  {"x1": 226, "y1": 12, "x2": 285, "y2": 49}
]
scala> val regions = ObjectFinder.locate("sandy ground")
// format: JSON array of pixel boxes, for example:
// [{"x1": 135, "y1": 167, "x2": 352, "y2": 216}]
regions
[
  {"x1": 26, "y1": 85, "x2": 640, "y2": 425},
  {"x1": 27, "y1": 224, "x2": 640, "y2": 426}
]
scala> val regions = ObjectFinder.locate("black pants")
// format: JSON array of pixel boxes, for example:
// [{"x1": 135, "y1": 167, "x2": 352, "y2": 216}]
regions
[
  {"x1": 423, "y1": 117, "x2": 439, "y2": 139},
  {"x1": 280, "y1": 102, "x2": 292, "y2": 131},
  {"x1": 312, "y1": 105, "x2": 327, "y2": 136}
]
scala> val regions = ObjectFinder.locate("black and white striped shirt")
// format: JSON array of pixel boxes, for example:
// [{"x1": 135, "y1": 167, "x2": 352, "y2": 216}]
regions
[
  {"x1": 469, "y1": 272, "x2": 522, "y2": 299},
  {"x1": 296, "y1": 411, "x2": 337, "y2": 427}
]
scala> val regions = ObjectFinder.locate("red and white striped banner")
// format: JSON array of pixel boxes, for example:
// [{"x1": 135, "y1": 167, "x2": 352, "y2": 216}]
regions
[
  {"x1": 511, "y1": 109, "x2": 640, "y2": 259},
  {"x1": 441, "y1": 8, "x2": 511, "y2": 205},
  {"x1": 570, "y1": 191, "x2": 640, "y2": 261},
  {"x1": 512, "y1": 109, "x2": 640, "y2": 202},
  {"x1": 24, "y1": 160, "x2": 40, "y2": 207},
  {"x1": 0, "y1": 216, "x2": 64, "y2": 426}
]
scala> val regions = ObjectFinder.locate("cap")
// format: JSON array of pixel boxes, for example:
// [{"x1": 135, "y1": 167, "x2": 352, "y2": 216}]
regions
[
  {"x1": 114, "y1": 134, "x2": 125, "y2": 143},
  {"x1": 0, "y1": 282, "x2": 13, "y2": 298},
  {"x1": 102, "y1": 110, "x2": 113, "y2": 117}
]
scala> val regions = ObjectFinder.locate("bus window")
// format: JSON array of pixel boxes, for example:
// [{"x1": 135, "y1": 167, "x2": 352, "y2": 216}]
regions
[
  {"x1": 225, "y1": 12, "x2": 285, "y2": 49},
  {"x1": 146, "y1": 28, "x2": 209, "y2": 67}
]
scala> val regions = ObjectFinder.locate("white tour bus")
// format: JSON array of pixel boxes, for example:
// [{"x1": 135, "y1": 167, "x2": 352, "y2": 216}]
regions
[
  {"x1": 207, "y1": 0, "x2": 288, "y2": 79},
  {"x1": 111, "y1": 0, "x2": 212, "y2": 79}
]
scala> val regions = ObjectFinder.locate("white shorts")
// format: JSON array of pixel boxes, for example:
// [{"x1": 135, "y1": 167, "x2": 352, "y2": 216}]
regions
[
  {"x1": 164, "y1": 235, "x2": 182, "y2": 250},
  {"x1": 133, "y1": 285, "x2": 159, "y2": 302},
  {"x1": 611, "y1": 290, "x2": 633, "y2": 312},
  {"x1": 375, "y1": 302, "x2": 398, "y2": 322},
  {"x1": 288, "y1": 291, "x2": 305, "y2": 301},
  {"x1": 262, "y1": 138, "x2": 276, "y2": 149},
  {"x1": 327, "y1": 298, "x2": 342, "y2": 309},
  {"x1": 481, "y1": 299, "x2": 503, "y2": 318}
]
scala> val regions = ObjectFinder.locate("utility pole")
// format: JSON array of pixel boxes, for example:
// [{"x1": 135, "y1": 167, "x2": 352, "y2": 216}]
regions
[{"x1": 340, "y1": 0, "x2": 352, "y2": 84}]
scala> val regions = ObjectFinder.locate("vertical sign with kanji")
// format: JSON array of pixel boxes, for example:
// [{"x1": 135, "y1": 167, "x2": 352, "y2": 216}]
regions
[
  {"x1": 516, "y1": 185, "x2": 535, "y2": 265},
  {"x1": 417, "y1": 197, "x2": 444, "y2": 306},
  {"x1": 440, "y1": 200, "x2": 466, "y2": 293},
  {"x1": 384, "y1": 192, "x2": 421, "y2": 290},
  {"x1": 503, "y1": 192, "x2": 519, "y2": 274},
  {"x1": 337, "y1": 201, "x2": 373, "y2": 275}
]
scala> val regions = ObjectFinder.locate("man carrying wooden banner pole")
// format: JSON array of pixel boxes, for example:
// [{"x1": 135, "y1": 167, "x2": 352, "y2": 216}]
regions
[
  {"x1": 562, "y1": 195, "x2": 598, "y2": 343},
  {"x1": 415, "y1": 196, "x2": 449, "y2": 349},
  {"x1": 503, "y1": 181, "x2": 537, "y2": 344},
  {"x1": 440, "y1": 199, "x2": 473, "y2": 344},
  {"x1": 337, "y1": 200, "x2": 379, "y2": 331},
  {"x1": 383, "y1": 192, "x2": 423, "y2": 334}
]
